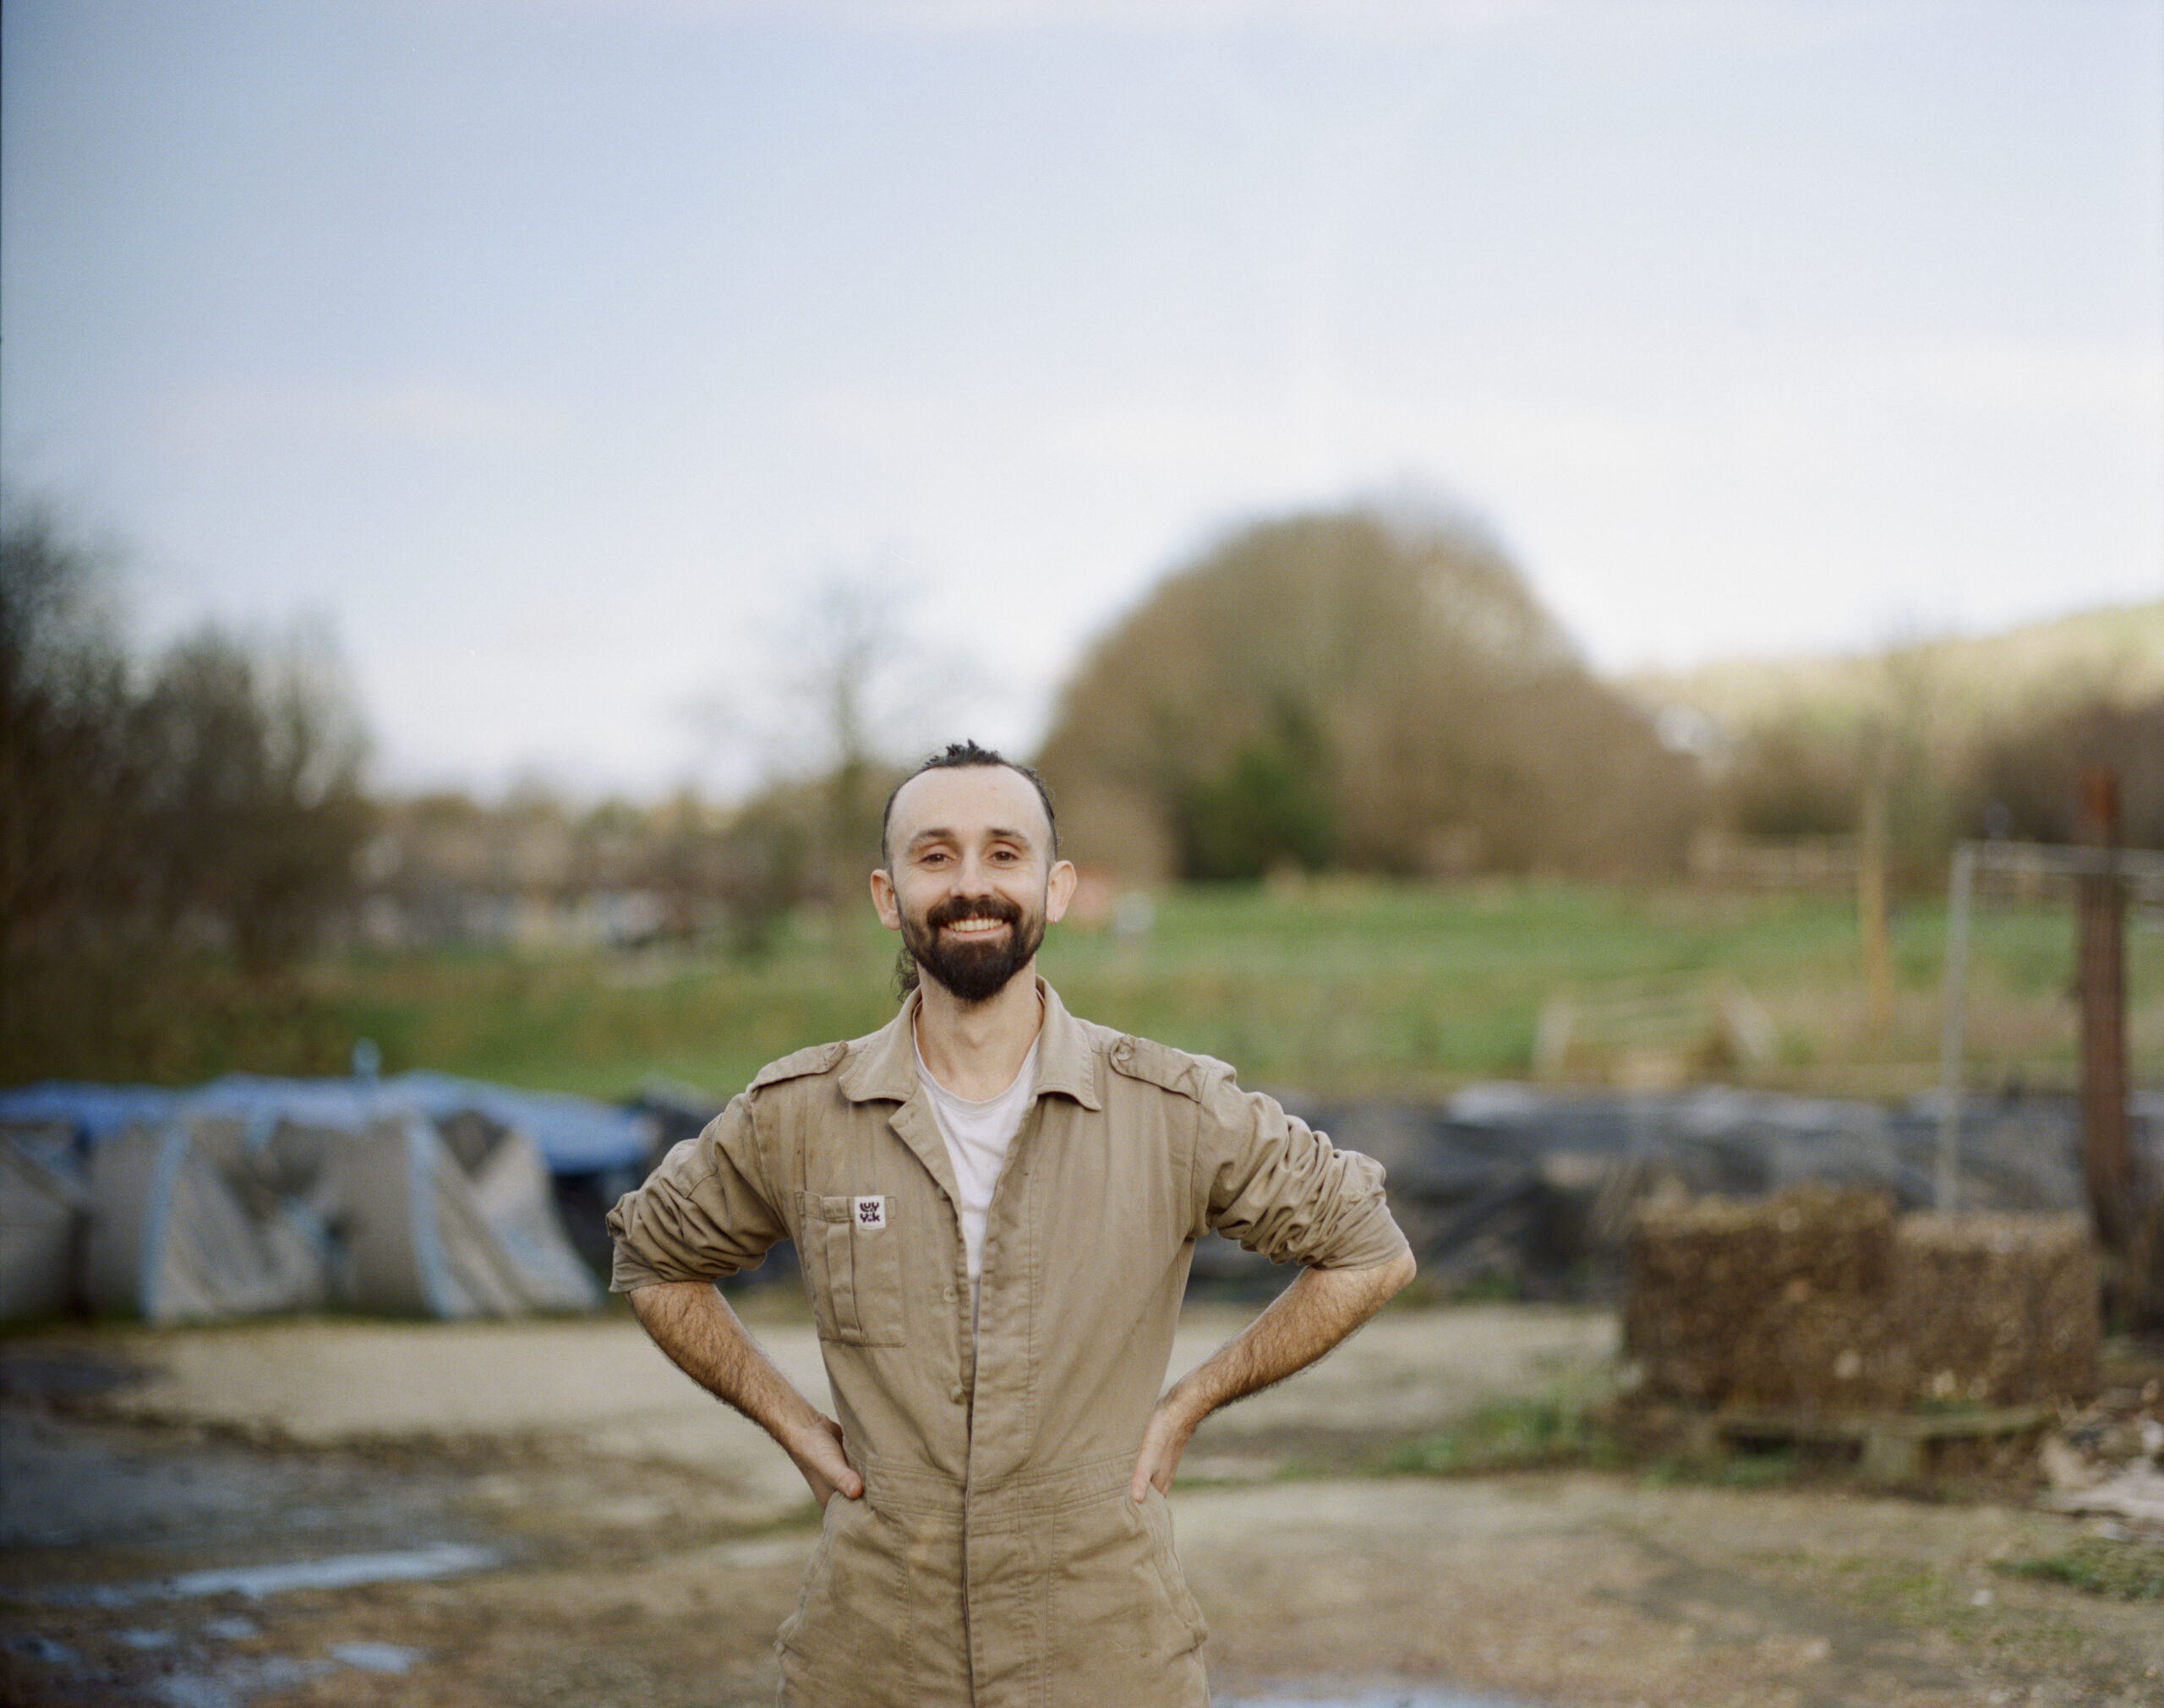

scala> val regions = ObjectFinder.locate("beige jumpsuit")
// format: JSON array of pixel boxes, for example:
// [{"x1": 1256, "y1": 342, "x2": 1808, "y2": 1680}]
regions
[{"x1": 608, "y1": 981, "x2": 1410, "y2": 1707}]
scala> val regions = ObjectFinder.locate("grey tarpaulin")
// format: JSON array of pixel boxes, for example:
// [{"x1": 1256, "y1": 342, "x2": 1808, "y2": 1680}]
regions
[{"x1": 1, "y1": 1077, "x2": 642, "y2": 1323}]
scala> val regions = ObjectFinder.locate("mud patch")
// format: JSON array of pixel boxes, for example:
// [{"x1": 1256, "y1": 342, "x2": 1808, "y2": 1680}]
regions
[
  {"x1": 0, "y1": 1406, "x2": 505, "y2": 1588},
  {"x1": 6, "y1": 1313, "x2": 2163, "y2": 1706}
]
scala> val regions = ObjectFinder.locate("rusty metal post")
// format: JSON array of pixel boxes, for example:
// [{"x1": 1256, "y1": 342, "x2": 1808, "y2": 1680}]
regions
[{"x1": 2075, "y1": 767, "x2": 2134, "y2": 1257}]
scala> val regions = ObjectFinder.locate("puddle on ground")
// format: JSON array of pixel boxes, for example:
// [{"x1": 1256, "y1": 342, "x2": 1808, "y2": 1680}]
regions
[
  {"x1": 1222, "y1": 1689, "x2": 1541, "y2": 1708},
  {"x1": 1, "y1": 1394, "x2": 493, "y2": 1563},
  {"x1": 325, "y1": 1640, "x2": 425, "y2": 1674},
  {"x1": 160, "y1": 1542, "x2": 498, "y2": 1600},
  {"x1": 42, "y1": 1541, "x2": 500, "y2": 1607}
]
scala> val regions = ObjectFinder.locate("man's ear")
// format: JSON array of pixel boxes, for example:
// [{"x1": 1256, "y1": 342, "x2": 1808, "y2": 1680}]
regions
[
  {"x1": 1044, "y1": 859, "x2": 1079, "y2": 925},
  {"x1": 869, "y1": 868, "x2": 902, "y2": 930}
]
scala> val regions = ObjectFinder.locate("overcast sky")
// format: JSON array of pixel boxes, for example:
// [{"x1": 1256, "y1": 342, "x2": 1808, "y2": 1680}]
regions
[{"x1": 5, "y1": 0, "x2": 2160, "y2": 800}]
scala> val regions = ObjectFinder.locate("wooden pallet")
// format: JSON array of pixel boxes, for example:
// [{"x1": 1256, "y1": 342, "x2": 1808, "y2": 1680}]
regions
[
  {"x1": 1533, "y1": 972, "x2": 1776, "y2": 1086},
  {"x1": 1693, "y1": 1403, "x2": 2052, "y2": 1486}
]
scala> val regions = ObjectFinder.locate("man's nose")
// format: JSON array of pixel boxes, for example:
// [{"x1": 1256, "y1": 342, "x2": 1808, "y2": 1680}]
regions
[{"x1": 953, "y1": 852, "x2": 996, "y2": 895}]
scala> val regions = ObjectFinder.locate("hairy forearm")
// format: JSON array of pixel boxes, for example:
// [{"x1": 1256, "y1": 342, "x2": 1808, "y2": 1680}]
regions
[
  {"x1": 1131, "y1": 1248, "x2": 1414, "y2": 1499},
  {"x1": 628, "y1": 1280, "x2": 803, "y2": 1427},
  {"x1": 1167, "y1": 1249, "x2": 1416, "y2": 1427},
  {"x1": 627, "y1": 1280, "x2": 860, "y2": 1500}
]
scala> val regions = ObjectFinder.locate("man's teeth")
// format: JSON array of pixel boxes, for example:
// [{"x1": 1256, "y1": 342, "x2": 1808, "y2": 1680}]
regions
[{"x1": 947, "y1": 918, "x2": 1005, "y2": 933}]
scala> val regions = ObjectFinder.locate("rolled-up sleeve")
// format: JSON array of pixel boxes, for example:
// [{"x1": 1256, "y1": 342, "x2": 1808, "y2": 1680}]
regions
[
  {"x1": 1194, "y1": 1072, "x2": 1410, "y2": 1271},
  {"x1": 605, "y1": 1095, "x2": 791, "y2": 1292}
]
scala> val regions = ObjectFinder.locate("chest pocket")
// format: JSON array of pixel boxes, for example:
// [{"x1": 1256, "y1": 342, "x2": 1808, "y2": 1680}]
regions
[{"x1": 797, "y1": 1193, "x2": 906, "y2": 1345}]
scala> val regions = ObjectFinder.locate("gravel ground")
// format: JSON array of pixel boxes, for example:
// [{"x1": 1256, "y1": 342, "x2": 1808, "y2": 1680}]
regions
[{"x1": 3, "y1": 1301, "x2": 2158, "y2": 1707}]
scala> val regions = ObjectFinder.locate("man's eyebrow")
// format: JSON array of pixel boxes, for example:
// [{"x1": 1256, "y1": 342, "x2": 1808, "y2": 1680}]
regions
[{"x1": 904, "y1": 824, "x2": 1037, "y2": 850}]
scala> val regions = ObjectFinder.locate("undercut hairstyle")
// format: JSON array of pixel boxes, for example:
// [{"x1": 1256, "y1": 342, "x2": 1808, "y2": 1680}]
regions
[{"x1": 878, "y1": 739, "x2": 1059, "y2": 870}]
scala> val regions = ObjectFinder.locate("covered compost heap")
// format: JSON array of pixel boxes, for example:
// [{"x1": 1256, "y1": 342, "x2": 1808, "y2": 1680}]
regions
[{"x1": 0, "y1": 1073, "x2": 657, "y2": 1323}]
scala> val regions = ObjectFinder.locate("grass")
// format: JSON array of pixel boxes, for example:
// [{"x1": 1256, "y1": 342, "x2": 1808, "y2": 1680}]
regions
[
  {"x1": 1992, "y1": 1537, "x2": 2164, "y2": 1602},
  {"x1": 96, "y1": 876, "x2": 2164, "y2": 1100},
  {"x1": 1781, "y1": 1552, "x2": 2100, "y2": 1680},
  {"x1": 1638, "y1": 1447, "x2": 1808, "y2": 1491},
  {"x1": 1368, "y1": 1390, "x2": 1625, "y2": 1477}
]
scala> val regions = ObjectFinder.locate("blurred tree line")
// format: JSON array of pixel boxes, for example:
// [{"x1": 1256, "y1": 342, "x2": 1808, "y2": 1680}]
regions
[
  {"x1": 0, "y1": 506, "x2": 857, "y2": 1087},
  {"x1": 3, "y1": 508, "x2": 371, "y2": 1081},
  {"x1": 1702, "y1": 623, "x2": 2164, "y2": 879},
  {"x1": 1039, "y1": 502, "x2": 1702, "y2": 881},
  {"x1": 358, "y1": 780, "x2": 822, "y2": 958},
  {"x1": 1038, "y1": 499, "x2": 2158, "y2": 887},
  {"x1": 8, "y1": 490, "x2": 2156, "y2": 1084}
]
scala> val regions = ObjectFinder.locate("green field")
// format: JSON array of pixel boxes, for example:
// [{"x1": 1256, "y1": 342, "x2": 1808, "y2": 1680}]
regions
[{"x1": 304, "y1": 879, "x2": 2164, "y2": 1105}]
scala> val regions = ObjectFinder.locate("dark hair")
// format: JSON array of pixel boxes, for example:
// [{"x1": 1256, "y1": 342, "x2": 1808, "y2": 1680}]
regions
[{"x1": 878, "y1": 739, "x2": 1059, "y2": 870}]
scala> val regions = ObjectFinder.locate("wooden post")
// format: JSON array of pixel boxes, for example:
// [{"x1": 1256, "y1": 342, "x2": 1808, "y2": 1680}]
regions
[
  {"x1": 2075, "y1": 767, "x2": 2134, "y2": 1258},
  {"x1": 1859, "y1": 776, "x2": 1894, "y2": 1033},
  {"x1": 1934, "y1": 841, "x2": 1975, "y2": 1213}
]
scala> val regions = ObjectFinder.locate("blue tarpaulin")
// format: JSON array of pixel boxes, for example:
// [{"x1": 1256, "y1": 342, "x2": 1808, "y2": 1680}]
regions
[{"x1": 0, "y1": 1074, "x2": 651, "y2": 1177}]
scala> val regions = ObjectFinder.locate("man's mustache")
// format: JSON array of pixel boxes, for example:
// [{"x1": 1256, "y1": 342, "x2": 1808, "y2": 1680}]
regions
[{"x1": 926, "y1": 897, "x2": 1022, "y2": 930}]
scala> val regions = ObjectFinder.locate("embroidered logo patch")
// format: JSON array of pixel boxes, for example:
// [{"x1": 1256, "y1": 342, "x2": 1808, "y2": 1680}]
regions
[{"x1": 853, "y1": 1196, "x2": 888, "y2": 1231}]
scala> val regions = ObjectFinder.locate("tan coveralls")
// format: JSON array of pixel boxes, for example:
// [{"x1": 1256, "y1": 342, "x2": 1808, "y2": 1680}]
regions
[{"x1": 607, "y1": 980, "x2": 1410, "y2": 1707}]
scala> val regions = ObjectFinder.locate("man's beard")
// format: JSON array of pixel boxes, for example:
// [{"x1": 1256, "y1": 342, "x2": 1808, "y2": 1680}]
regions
[{"x1": 901, "y1": 892, "x2": 1045, "y2": 1005}]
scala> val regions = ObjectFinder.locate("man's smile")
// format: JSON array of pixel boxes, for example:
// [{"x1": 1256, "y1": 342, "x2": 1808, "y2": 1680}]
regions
[{"x1": 903, "y1": 854, "x2": 1041, "y2": 1003}]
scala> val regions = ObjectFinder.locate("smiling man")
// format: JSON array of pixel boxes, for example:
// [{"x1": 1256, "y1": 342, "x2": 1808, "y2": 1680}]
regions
[{"x1": 607, "y1": 740, "x2": 1414, "y2": 1707}]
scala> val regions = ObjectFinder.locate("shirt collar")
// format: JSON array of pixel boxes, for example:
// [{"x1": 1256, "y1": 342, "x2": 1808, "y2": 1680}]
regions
[{"x1": 838, "y1": 977, "x2": 1102, "y2": 1112}]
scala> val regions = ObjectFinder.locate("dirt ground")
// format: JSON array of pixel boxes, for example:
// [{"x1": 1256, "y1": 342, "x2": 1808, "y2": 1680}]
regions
[{"x1": 3, "y1": 1301, "x2": 2160, "y2": 1708}]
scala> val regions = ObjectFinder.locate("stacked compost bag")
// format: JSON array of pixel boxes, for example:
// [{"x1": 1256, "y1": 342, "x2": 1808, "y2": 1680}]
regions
[{"x1": 1624, "y1": 1185, "x2": 2097, "y2": 1412}]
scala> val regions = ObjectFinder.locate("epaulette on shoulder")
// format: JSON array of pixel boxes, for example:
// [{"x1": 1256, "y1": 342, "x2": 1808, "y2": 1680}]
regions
[
  {"x1": 1105, "y1": 1034, "x2": 1224, "y2": 1104},
  {"x1": 751, "y1": 1040, "x2": 848, "y2": 1090}
]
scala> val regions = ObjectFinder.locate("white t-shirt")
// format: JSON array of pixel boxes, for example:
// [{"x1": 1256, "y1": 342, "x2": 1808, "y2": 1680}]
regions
[{"x1": 914, "y1": 1029, "x2": 1039, "y2": 1318}]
